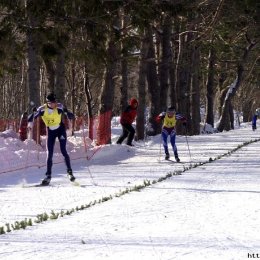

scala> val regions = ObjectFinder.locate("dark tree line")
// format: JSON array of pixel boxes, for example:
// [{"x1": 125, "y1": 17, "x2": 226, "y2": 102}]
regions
[{"x1": 0, "y1": 0, "x2": 259, "y2": 142}]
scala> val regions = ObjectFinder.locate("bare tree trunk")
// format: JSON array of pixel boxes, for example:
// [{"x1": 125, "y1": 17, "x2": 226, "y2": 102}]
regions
[
  {"x1": 84, "y1": 64, "x2": 94, "y2": 140},
  {"x1": 169, "y1": 18, "x2": 180, "y2": 108},
  {"x1": 120, "y1": 12, "x2": 129, "y2": 111},
  {"x1": 241, "y1": 80, "x2": 256, "y2": 122},
  {"x1": 175, "y1": 33, "x2": 186, "y2": 113},
  {"x1": 27, "y1": 15, "x2": 41, "y2": 107},
  {"x1": 43, "y1": 59, "x2": 55, "y2": 93},
  {"x1": 217, "y1": 39, "x2": 257, "y2": 132},
  {"x1": 159, "y1": 15, "x2": 171, "y2": 111},
  {"x1": 136, "y1": 33, "x2": 149, "y2": 141},
  {"x1": 242, "y1": 96, "x2": 254, "y2": 123},
  {"x1": 175, "y1": 31, "x2": 192, "y2": 134},
  {"x1": 191, "y1": 45, "x2": 201, "y2": 135},
  {"x1": 205, "y1": 46, "x2": 216, "y2": 127},
  {"x1": 218, "y1": 87, "x2": 230, "y2": 130},
  {"x1": 120, "y1": 55, "x2": 128, "y2": 110},
  {"x1": 169, "y1": 46, "x2": 176, "y2": 107},
  {"x1": 55, "y1": 49, "x2": 66, "y2": 104},
  {"x1": 99, "y1": 41, "x2": 117, "y2": 114},
  {"x1": 97, "y1": 38, "x2": 118, "y2": 144},
  {"x1": 229, "y1": 102, "x2": 234, "y2": 129},
  {"x1": 146, "y1": 26, "x2": 161, "y2": 135},
  {"x1": 217, "y1": 72, "x2": 228, "y2": 117},
  {"x1": 70, "y1": 63, "x2": 76, "y2": 114}
]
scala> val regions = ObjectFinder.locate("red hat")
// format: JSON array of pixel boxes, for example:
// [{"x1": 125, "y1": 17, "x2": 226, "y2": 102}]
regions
[{"x1": 130, "y1": 98, "x2": 138, "y2": 106}]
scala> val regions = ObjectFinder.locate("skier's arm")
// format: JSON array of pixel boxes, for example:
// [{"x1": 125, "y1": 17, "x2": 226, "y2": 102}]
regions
[
  {"x1": 32, "y1": 106, "x2": 44, "y2": 119},
  {"x1": 155, "y1": 112, "x2": 166, "y2": 123},
  {"x1": 176, "y1": 113, "x2": 187, "y2": 126},
  {"x1": 27, "y1": 113, "x2": 35, "y2": 129},
  {"x1": 63, "y1": 107, "x2": 75, "y2": 120},
  {"x1": 54, "y1": 103, "x2": 74, "y2": 120},
  {"x1": 27, "y1": 113, "x2": 34, "y2": 123}
]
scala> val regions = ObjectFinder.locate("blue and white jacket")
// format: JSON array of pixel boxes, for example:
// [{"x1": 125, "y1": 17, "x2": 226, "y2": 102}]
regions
[
  {"x1": 28, "y1": 103, "x2": 74, "y2": 130},
  {"x1": 252, "y1": 108, "x2": 260, "y2": 130}
]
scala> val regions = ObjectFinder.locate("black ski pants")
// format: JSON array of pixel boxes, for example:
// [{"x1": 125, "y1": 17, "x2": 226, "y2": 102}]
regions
[
  {"x1": 46, "y1": 124, "x2": 72, "y2": 175},
  {"x1": 117, "y1": 124, "x2": 135, "y2": 145}
]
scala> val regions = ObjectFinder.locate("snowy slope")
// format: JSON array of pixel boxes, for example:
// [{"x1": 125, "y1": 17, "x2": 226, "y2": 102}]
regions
[{"x1": 0, "y1": 124, "x2": 259, "y2": 260}]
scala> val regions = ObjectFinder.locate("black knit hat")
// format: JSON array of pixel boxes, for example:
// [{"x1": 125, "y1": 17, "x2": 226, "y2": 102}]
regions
[
  {"x1": 46, "y1": 93, "x2": 56, "y2": 102},
  {"x1": 167, "y1": 106, "x2": 176, "y2": 112}
]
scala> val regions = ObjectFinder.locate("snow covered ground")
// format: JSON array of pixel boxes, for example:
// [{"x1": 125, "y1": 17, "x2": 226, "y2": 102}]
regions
[{"x1": 0, "y1": 123, "x2": 259, "y2": 260}]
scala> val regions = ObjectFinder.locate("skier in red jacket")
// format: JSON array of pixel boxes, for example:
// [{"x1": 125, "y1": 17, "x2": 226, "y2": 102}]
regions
[{"x1": 116, "y1": 98, "x2": 138, "y2": 146}]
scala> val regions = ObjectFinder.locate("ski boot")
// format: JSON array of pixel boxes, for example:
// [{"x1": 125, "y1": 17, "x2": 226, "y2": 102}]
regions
[
  {"x1": 165, "y1": 153, "x2": 170, "y2": 160},
  {"x1": 175, "y1": 156, "x2": 180, "y2": 163},
  {"x1": 41, "y1": 174, "x2": 51, "y2": 186},
  {"x1": 67, "y1": 169, "x2": 76, "y2": 182}
]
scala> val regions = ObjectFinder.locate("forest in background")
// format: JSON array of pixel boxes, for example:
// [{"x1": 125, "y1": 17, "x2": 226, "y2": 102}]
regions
[{"x1": 0, "y1": 0, "x2": 259, "y2": 141}]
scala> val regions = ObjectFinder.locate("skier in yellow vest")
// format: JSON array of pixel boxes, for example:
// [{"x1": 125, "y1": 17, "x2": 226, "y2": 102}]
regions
[
  {"x1": 29, "y1": 93, "x2": 75, "y2": 185},
  {"x1": 156, "y1": 106, "x2": 186, "y2": 161}
]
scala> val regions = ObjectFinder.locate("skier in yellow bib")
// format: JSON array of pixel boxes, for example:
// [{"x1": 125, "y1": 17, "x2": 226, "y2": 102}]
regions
[
  {"x1": 29, "y1": 93, "x2": 75, "y2": 185},
  {"x1": 156, "y1": 107, "x2": 187, "y2": 161}
]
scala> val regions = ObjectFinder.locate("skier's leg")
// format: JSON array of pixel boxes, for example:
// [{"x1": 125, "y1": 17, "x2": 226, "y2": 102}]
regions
[
  {"x1": 46, "y1": 130, "x2": 56, "y2": 176},
  {"x1": 162, "y1": 129, "x2": 169, "y2": 159},
  {"x1": 41, "y1": 130, "x2": 56, "y2": 185},
  {"x1": 116, "y1": 125, "x2": 129, "y2": 144},
  {"x1": 58, "y1": 127, "x2": 72, "y2": 171},
  {"x1": 125, "y1": 124, "x2": 135, "y2": 145},
  {"x1": 58, "y1": 127, "x2": 75, "y2": 181},
  {"x1": 170, "y1": 130, "x2": 179, "y2": 161}
]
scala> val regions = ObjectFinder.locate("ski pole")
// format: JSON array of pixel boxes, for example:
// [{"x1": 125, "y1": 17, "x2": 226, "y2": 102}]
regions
[
  {"x1": 143, "y1": 125, "x2": 147, "y2": 149},
  {"x1": 21, "y1": 140, "x2": 31, "y2": 187},
  {"x1": 86, "y1": 162, "x2": 97, "y2": 186},
  {"x1": 159, "y1": 134, "x2": 162, "y2": 162},
  {"x1": 36, "y1": 117, "x2": 41, "y2": 168},
  {"x1": 82, "y1": 119, "x2": 98, "y2": 186},
  {"x1": 82, "y1": 119, "x2": 88, "y2": 153}
]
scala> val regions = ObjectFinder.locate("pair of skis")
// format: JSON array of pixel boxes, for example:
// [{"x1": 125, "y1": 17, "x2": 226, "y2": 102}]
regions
[
  {"x1": 158, "y1": 158, "x2": 184, "y2": 164},
  {"x1": 22, "y1": 180, "x2": 81, "y2": 188}
]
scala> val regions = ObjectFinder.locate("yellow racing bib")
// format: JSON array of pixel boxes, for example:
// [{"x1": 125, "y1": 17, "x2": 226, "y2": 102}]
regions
[
  {"x1": 163, "y1": 114, "x2": 176, "y2": 128},
  {"x1": 41, "y1": 105, "x2": 62, "y2": 127}
]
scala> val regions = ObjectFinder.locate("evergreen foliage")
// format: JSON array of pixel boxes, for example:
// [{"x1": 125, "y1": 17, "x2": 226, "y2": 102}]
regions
[{"x1": 0, "y1": 0, "x2": 258, "y2": 133}]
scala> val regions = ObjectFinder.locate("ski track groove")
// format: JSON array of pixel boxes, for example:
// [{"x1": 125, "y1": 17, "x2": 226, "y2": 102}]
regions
[{"x1": 1, "y1": 137, "x2": 259, "y2": 227}]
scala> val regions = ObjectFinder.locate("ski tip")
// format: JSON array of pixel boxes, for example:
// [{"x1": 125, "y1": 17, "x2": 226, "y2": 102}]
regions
[
  {"x1": 22, "y1": 183, "x2": 51, "y2": 188},
  {"x1": 71, "y1": 181, "x2": 81, "y2": 186}
]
